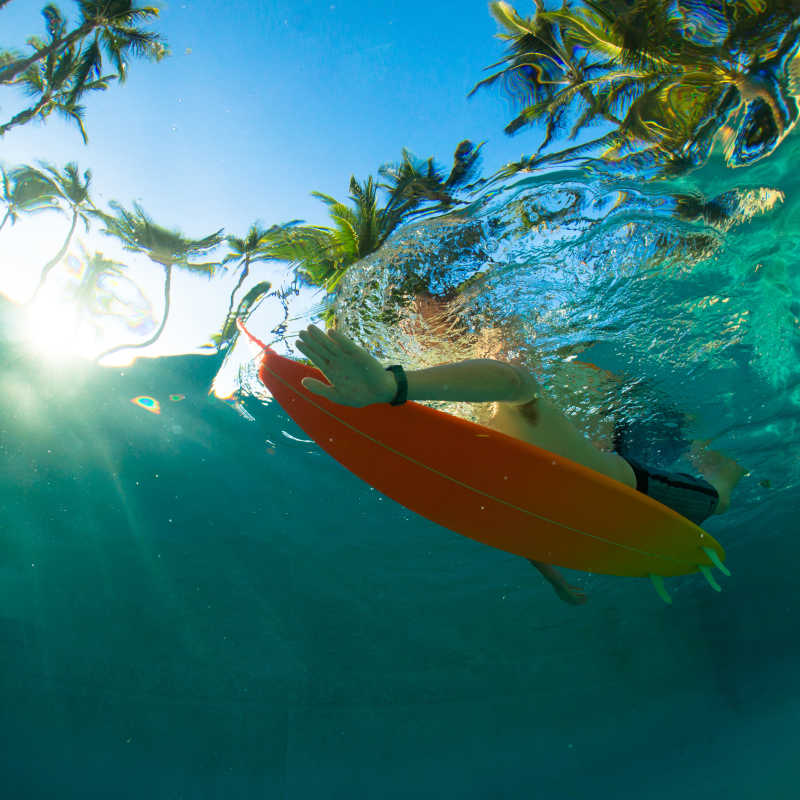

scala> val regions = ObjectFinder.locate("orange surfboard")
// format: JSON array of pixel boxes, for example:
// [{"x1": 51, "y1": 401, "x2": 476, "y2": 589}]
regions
[{"x1": 239, "y1": 323, "x2": 728, "y2": 595}]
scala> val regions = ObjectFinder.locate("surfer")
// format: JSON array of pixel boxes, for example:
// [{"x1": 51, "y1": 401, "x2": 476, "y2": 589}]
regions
[{"x1": 295, "y1": 324, "x2": 746, "y2": 606}]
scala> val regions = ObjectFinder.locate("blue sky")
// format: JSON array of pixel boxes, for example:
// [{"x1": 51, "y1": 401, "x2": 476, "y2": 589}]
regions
[
  {"x1": 1, "y1": 0, "x2": 538, "y2": 233},
  {"x1": 0, "y1": 0, "x2": 555, "y2": 363}
]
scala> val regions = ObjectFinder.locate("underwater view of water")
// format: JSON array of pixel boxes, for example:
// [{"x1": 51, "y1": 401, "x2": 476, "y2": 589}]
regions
[{"x1": 2, "y1": 1, "x2": 800, "y2": 797}]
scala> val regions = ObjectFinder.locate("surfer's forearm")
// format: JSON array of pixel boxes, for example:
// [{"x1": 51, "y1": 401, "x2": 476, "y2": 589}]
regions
[
  {"x1": 294, "y1": 325, "x2": 541, "y2": 407},
  {"x1": 401, "y1": 359, "x2": 541, "y2": 404}
]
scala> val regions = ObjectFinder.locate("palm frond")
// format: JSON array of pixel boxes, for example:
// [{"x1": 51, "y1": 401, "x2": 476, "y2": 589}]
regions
[
  {"x1": 67, "y1": 40, "x2": 102, "y2": 103},
  {"x1": 41, "y1": 4, "x2": 65, "y2": 41},
  {"x1": 56, "y1": 102, "x2": 88, "y2": 143},
  {"x1": 444, "y1": 140, "x2": 485, "y2": 190},
  {"x1": 98, "y1": 200, "x2": 223, "y2": 267}
]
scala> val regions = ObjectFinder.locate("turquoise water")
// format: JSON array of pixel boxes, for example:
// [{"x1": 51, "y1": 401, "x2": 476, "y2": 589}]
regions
[
  {"x1": 3, "y1": 139, "x2": 800, "y2": 795},
  {"x1": 3, "y1": 2, "x2": 800, "y2": 797}
]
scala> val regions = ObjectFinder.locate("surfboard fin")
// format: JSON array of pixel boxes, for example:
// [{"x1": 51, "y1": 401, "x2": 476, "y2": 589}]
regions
[
  {"x1": 701, "y1": 546, "x2": 731, "y2": 577},
  {"x1": 649, "y1": 574, "x2": 672, "y2": 605},
  {"x1": 699, "y1": 565, "x2": 722, "y2": 592}
]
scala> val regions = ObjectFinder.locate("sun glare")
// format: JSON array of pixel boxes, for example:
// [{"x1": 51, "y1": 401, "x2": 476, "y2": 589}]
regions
[
  {"x1": 0, "y1": 216, "x2": 94, "y2": 360},
  {"x1": 18, "y1": 296, "x2": 94, "y2": 361},
  {"x1": 1, "y1": 215, "x2": 131, "y2": 363},
  {"x1": 0, "y1": 213, "x2": 65, "y2": 302}
]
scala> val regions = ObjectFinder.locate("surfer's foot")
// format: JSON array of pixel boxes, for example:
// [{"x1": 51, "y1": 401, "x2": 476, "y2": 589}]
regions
[{"x1": 688, "y1": 439, "x2": 747, "y2": 515}]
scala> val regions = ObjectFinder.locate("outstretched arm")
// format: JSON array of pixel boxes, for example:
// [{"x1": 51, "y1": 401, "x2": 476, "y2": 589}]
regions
[{"x1": 295, "y1": 325, "x2": 541, "y2": 406}]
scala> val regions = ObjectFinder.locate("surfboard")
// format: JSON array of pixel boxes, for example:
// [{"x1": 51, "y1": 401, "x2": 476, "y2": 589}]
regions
[{"x1": 239, "y1": 323, "x2": 728, "y2": 594}]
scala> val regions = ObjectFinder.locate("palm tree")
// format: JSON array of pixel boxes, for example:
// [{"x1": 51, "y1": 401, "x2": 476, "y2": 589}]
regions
[
  {"x1": 378, "y1": 140, "x2": 486, "y2": 218},
  {"x1": 25, "y1": 161, "x2": 95, "y2": 299},
  {"x1": 211, "y1": 280, "x2": 273, "y2": 351},
  {"x1": 470, "y1": 1, "x2": 627, "y2": 155},
  {"x1": 0, "y1": 164, "x2": 60, "y2": 232},
  {"x1": 93, "y1": 201, "x2": 223, "y2": 362},
  {"x1": 262, "y1": 178, "x2": 382, "y2": 298},
  {"x1": 0, "y1": 1, "x2": 168, "y2": 89},
  {"x1": 271, "y1": 175, "x2": 407, "y2": 294},
  {"x1": 69, "y1": 247, "x2": 127, "y2": 310},
  {"x1": 270, "y1": 141, "x2": 485, "y2": 296},
  {"x1": 471, "y1": 0, "x2": 800, "y2": 171},
  {"x1": 66, "y1": 245, "x2": 143, "y2": 340},
  {"x1": 220, "y1": 222, "x2": 300, "y2": 322},
  {"x1": 0, "y1": 6, "x2": 114, "y2": 140}
]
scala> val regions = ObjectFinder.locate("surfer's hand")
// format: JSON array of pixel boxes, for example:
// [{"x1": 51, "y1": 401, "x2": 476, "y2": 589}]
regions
[{"x1": 295, "y1": 325, "x2": 396, "y2": 407}]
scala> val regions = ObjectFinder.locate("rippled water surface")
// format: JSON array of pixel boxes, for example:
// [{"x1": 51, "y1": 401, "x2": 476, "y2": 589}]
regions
[{"x1": 329, "y1": 147, "x2": 798, "y2": 503}]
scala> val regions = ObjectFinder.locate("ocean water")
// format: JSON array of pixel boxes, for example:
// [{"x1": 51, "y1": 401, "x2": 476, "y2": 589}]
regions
[
  {"x1": 3, "y1": 142, "x2": 799, "y2": 796},
  {"x1": 3, "y1": 3, "x2": 800, "y2": 798}
]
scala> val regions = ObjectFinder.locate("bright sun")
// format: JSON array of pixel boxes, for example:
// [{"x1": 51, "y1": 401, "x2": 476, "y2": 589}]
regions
[
  {"x1": 20, "y1": 296, "x2": 94, "y2": 360},
  {"x1": 1, "y1": 214, "x2": 100, "y2": 360},
  {"x1": 0, "y1": 214, "x2": 61, "y2": 301}
]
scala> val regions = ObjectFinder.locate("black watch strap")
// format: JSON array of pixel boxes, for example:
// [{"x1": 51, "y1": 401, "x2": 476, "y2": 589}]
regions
[{"x1": 385, "y1": 365, "x2": 408, "y2": 406}]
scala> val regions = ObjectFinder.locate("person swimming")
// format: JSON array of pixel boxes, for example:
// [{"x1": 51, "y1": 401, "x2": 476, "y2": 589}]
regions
[{"x1": 295, "y1": 324, "x2": 746, "y2": 606}]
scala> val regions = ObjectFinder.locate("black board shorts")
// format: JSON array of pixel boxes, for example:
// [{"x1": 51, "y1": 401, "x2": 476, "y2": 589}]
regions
[{"x1": 620, "y1": 455, "x2": 720, "y2": 525}]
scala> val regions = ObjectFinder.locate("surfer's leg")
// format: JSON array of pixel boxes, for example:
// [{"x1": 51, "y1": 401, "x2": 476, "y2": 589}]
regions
[
  {"x1": 688, "y1": 440, "x2": 747, "y2": 515},
  {"x1": 489, "y1": 397, "x2": 636, "y2": 489},
  {"x1": 620, "y1": 456, "x2": 721, "y2": 524}
]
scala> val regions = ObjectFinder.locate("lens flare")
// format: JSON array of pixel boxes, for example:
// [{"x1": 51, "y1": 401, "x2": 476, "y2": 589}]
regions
[{"x1": 131, "y1": 396, "x2": 161, "y2": 414}]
